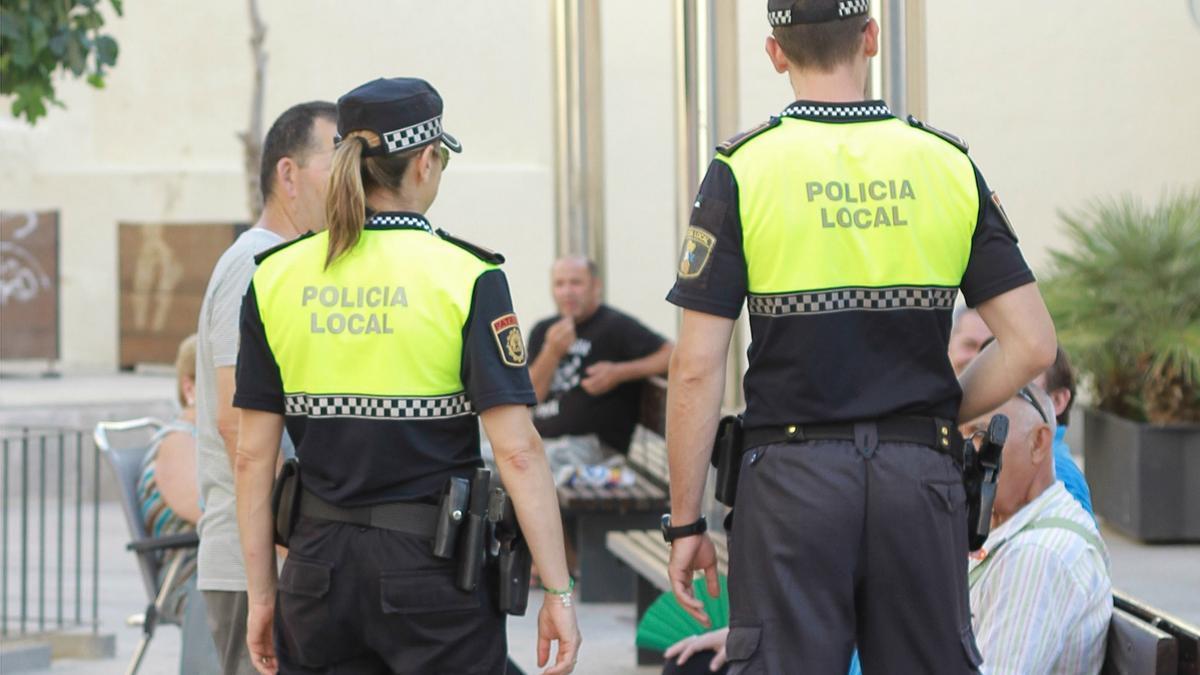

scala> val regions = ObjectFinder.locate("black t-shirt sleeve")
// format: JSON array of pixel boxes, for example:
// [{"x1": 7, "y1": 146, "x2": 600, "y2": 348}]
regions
[
  {"x1": 233, "y1": 281, "x2": 286, "y2": 413},
  {"x1": 615, "y1": 313, "x2": 667, "y2": 361},
  {"x1": 959, "y1": 164, "x2": 1036, "y2": 307},
  {"x1": 526, "y1": 318, "x2": 550, "y2": 363},
  {"x1": 666, "y1": 159, "x2": 747, "y2": 319},
  {"x1": 461, "y1": 269, "x2": 537, "y2": 412}
]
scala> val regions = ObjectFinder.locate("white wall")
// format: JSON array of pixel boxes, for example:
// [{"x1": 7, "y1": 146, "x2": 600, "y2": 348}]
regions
[{"x1": 3, "y1": 1, "x2": 1197, "y2": 368}]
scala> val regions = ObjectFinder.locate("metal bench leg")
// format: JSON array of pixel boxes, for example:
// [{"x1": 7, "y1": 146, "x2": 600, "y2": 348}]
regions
[{"x1": 576, "y1": 512, "x2": 660, "y2": 603}]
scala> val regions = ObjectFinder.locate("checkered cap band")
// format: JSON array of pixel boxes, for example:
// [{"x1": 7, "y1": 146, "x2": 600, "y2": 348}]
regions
[
  {"x1": 839, "y1": 0, "x2": 869, "y2": 17},
  {"x1": 382, "y1": 115, "x2": 443, "y2": 154},
  {"x1": 368, "y1": 214, "x2": 432, "y2": 232},
  {"x1": 285, "y1": 392, "x2": 473, "y2": 420},
  {"x1": 747, "y1": 286, "x2": 958, "y2": 317},
  {"x1": 769, "y1": 1, "x2": 866, "y2": 25},
  {"x1": 768, "y1": 9, "x2": 792, "y2": 26},
  {"x1": 782, "y1": 103, "x2": 891, "y2": 118}
]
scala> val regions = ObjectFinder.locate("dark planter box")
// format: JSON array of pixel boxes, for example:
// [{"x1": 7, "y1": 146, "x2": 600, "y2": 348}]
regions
[{"x1": 1084, "y1": 407, "x2": 1200, "y2": 542}]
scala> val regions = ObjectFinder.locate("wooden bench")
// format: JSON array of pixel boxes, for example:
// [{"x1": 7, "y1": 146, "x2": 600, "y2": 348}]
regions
[
  {"x1": 606, "y1": 528, "x2": 729, "y2": 665},
  {"x1": 609, "y1": 531, "x2": 1200, "y2": 674},
  {"x1": 558, "y1": 377, "x2": 670, "y2": 602},
  {"x1": 1103, "y1": 590, "x2": 1200, "y2": 675}
]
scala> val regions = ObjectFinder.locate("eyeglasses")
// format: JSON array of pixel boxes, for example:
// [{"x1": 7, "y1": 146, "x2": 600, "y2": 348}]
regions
[
  {"x1": 437, "y1": 145, "x2": 450, "y2": 169},
  {"x1": 1017, "y1": 386, "x2": 1050, "y2": 425}
]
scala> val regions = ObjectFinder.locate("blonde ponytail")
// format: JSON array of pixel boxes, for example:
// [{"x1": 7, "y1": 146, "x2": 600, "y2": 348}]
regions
[
  {"x1": 323, "y1": 130, "x2": 420, "y2": 268},
  {"x1": 324, "y1": 134, "x2": 369, "y2": 268}
]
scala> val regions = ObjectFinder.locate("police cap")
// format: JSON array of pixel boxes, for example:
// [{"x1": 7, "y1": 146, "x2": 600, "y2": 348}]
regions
[
  {"x1": 335, "y1": 77, "x2": 462, "y2": 157},
  {"x1": 768, "y1": 0, "x2": 869, "y2": 26}
]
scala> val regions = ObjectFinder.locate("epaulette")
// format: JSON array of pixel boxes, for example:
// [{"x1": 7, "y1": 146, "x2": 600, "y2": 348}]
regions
[
  {"x1": 716, "y1": 117, "x2": 782, "y2": 157},
  {"x1": 907, "y1": 115, "x2": 969, "y2": 154},
  {"x1": 253, "y1": 230, "x2": 317, "y2": 265},
  {"x1": 436, "y1": 228, "x2": 505, "y2": 264}
]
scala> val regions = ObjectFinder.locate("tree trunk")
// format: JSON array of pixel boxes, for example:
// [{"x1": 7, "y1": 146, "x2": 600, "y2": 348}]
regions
[{"x1": 238, "y1": 0, "x2": 267, "y2": 222}]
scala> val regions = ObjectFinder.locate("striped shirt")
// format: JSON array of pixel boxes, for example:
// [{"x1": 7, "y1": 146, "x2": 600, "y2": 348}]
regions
[{"x1": 969, "y1": 481, "x2": 1112, "y2": 674}]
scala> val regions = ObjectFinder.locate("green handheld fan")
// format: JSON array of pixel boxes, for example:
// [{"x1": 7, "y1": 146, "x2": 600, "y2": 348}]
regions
[{"x1": 635, "y1": 575, "x2": 729, "y2": 651}]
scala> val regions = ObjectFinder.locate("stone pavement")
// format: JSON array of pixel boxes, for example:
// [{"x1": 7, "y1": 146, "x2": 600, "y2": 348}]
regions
[{"x1": 2, "y1": 372, "x2": 1197, "y2": 674}]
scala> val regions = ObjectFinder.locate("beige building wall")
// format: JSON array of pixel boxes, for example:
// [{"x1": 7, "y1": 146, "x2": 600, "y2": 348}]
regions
[{"x1": 3, "y1": 1, "x2": 1197, "y2": 369}]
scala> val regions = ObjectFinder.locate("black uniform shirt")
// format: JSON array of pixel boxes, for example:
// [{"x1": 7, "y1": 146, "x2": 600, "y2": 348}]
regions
[{"x1": 234, "y1": 219, "x2": 535, "y2": 505}]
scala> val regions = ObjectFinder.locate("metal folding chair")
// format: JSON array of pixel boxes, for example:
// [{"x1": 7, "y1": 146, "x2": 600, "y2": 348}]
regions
[{"x1": 95, "y1": 418, "x2": 207, "y2": 675}]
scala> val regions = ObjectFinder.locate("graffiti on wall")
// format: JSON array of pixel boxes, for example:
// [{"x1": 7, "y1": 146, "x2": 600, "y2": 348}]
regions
[{"x1": 0, "y1": 211, "x2": 59, "y2": 360}]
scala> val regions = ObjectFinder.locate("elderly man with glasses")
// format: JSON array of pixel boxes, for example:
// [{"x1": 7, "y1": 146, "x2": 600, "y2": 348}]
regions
[{"x1": 960, "y1": 385, "x2": 1112, "y2": 675}]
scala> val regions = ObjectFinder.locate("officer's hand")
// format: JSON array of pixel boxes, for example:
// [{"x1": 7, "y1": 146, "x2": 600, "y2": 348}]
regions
[
  {"x1": 668, "y1": 533, "x2": 720, "y2": 628},
  {"x1": 246, "y1": 601, "x2": 277, "y2": 675},
  {"x1": 545, "y1": 317, "x2": 576, "y2": 358},
  {"x1": 537, "y1": 594, "x2": 581, "y2": 675},
  {"x1": 580, "y1": 361, "x2": 622, "y2": 396},
  {"x1": 664, "y1": 627, "x2": 730, "y2": 670}
]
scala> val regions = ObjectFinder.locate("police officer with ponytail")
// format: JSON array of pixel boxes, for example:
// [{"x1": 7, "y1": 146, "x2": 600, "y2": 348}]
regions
[
  {"x1": 233, "y1": 77, "x2": 580, "y2": 675},
  {"x1": 663, "y1": 1, "x2": 1057, "y2": 673}
]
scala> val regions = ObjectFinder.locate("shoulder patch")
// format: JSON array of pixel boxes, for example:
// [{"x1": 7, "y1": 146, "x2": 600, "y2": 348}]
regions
[
  {"x1": 253, "y1": 230, "x2": 317, "y2": 265},
  {"x1": 907, "y1": 115, "x2": 969, "y2": 154},
  {"x1": 490, "y1": 313, "x2": 526, "y2": 367},
  {"x1": 435, "y1": 228, "x2": 505, "y2": 264},
  {"x1": 716, "y1": 117, "x2": 782, "y2": 157}
]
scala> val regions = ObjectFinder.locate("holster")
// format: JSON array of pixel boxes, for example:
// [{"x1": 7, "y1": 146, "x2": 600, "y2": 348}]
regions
[
  {"x1": 433, "y1": 477, "x2": 470, "y2": 559},
  {"x1": 488, "y1": 487, "x2": 531, "y2": 616},
  {"x1": 271, "y1": 458, "x2": 302, "y2": 546},
  {"x1": 963, "y1": 414, "x2": 1008, "y2": 551},
  {"x1": 711, "y1": 415, "x2": 744, "y2": 507},
  {"x1": 455, "y1": 468, "x2": 492, "y2": 592}
]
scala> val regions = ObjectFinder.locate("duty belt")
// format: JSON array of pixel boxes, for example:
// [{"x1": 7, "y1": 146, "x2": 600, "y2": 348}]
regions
[
  {"x1": 743, "y1": 416, "x2": 962, "y2": 465},
  {"x1": 299, "y1": 488, "x2": 438, "y2": 539}
]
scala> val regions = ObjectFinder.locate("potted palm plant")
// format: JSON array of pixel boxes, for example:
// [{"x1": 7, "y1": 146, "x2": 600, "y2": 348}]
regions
[{"x1": 1042, "y1": 188, "x2": 1200, "y2": 541}]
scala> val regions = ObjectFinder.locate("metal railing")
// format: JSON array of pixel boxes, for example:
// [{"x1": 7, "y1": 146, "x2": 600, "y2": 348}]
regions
[{"x1": 1, "y1": 425, "x2": 100, "y2": 637}]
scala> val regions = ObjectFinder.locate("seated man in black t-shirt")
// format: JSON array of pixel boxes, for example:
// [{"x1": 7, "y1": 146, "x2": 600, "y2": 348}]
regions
[{"x1": 527, "y1": 256, "x2": 673, "y2": 471}]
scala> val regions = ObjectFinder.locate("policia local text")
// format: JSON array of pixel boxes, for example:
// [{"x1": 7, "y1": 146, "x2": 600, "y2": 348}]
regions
[
  {"x1": 808, "y1": 178, "x2": 915, "y2": 229},
  {"x1": 302, "y1": 285, "x2": 407, "y2": 334}
]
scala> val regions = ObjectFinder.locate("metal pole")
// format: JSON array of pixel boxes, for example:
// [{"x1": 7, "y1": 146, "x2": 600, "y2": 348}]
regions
[
  {"x1": 39, "y1": 435, "x2": 46, "y2": 633},
  {"x1": 2, "y1": 437, "x2": 8, "y2": 637},
  {"x1": 57, "y1": 434, "x2": 64, "y2": 628},
  {"x1": 75, "y1": 432, "x2": 82, "y2": 626},
  {"x1": 882, "y1": 0, "x2": 908, "y2": 119},
  {"x1": 92, "y1": 436, "x2": 99, "y2": 632},
  {"x1": 21, "y1": 430, "x2": 29, "y2": 634},
  {"x1": 551, "y1": 0, "x2": 605, "y2": 276},
  {"x1": 674, "y1": 0, "x2": 743, "y2": 408}
]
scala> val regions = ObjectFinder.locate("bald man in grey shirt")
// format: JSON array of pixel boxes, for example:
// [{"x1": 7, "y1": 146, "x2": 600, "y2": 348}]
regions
[{"x1": 195, "y1": 102, "x2": 335, "y2": 675}]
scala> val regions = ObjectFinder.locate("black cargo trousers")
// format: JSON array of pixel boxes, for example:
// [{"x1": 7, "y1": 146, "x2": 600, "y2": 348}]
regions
[
  {"x1": 724, "y1": 423, "x2": 984, "y2": 674},
  {"x1": 273, "y1": 516, "x2": 507, "y2": 675}
]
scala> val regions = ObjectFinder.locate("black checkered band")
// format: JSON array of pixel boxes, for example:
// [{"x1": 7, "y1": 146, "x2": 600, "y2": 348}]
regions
[
  {"x1": 839, "y1": 0, "x2": 869, "y2": 17},
  {"x1": 747, "y1": 286, "x2": 958, "y2": 317},
  {"x1": 768, "y1": 1, "x2": 867, "y2": 26},
  {"x1": 382, "y1": 115, "x2": 443, "y2": 154},
  {"x1": 367, "y1": 214, "x2": 432, "y2": 233},
  {"x1": 285, "y1": 392, "x2": 473, "y2": 420},
  {"x1": 782, "y1": 103, "x2": 891, "y2": 119}
]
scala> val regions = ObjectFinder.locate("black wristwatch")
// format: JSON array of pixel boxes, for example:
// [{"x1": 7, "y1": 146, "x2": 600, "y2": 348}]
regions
[{"x1": 661, "y1": 514, "x2": 707, "y2": 543}]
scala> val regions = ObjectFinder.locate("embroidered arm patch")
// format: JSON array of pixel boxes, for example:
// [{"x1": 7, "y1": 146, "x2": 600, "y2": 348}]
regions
[{"x1": 491, "y1": 313, "x2": 527, "y2": 367}]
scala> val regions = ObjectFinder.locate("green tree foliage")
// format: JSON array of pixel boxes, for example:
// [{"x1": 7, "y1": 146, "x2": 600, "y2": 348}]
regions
[
  {"x1": 0, "y1": 0, "x2": 124, "y2": 124},
  {"x1": 1043, "y1": 188, "x2": 1200, "y2": 423}
]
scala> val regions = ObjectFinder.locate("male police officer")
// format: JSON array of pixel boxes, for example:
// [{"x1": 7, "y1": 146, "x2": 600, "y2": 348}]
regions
[{"x1": 662, "y1": 1, "x2": 1057, "y2": 673}]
